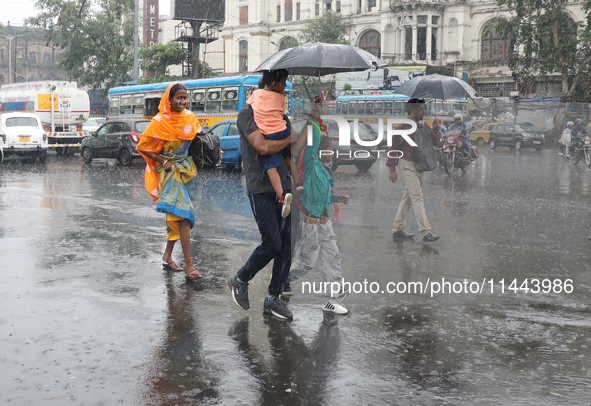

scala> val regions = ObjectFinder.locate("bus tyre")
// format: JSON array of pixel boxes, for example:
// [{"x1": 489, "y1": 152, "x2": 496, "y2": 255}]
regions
[{"x1": 81, "y1": 148, "x2": 93, "y2": 164}]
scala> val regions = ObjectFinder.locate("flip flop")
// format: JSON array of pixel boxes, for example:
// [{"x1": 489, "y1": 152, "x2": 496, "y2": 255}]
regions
[
  {"x1": 185, "y1": 269, "x2": 203, "y2": 281},
  {"x1": 163, "y1": 261, "x2": 182, "y2": 271}
]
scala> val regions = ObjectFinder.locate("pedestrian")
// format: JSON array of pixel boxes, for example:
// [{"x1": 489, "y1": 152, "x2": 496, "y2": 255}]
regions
[
  {"x1": 228, "y1": 71, "x2": 308, "y2": 320},
  {"x1": 387, "y1": 98, "x2": 441, "y2": 243},
  {"x1": 561, "y1": 121, "x2": 574, "y2": 156},
  {"x1": 246, "y1": 69, "x2": 304, "y2": 217},
  {"x1": 289, "y1": 117, "x2": 350, "y2": 315},
  {"x1": 136, "y1": 83, "x2": 203, "y2": 281}
]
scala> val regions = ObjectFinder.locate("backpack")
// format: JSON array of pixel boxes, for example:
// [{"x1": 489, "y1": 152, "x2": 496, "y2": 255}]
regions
[
  {"x1": 410, "y1": 124, "x2": 438, "y2": 172},
  {"x1": 189, "y1": 132, "x2": 221, "y2": 169}
]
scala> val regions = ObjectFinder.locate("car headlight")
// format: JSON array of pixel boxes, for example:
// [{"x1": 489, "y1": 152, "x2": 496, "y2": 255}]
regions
[{"x1": 446, "y1": 136, "x2": 455, "y2": 144}]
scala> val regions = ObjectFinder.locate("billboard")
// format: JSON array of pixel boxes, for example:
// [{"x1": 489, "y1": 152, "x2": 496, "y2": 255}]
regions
[
  {"x1": 144, "y1": 0, "x2": 159, "y2": 47},
  {"x1": 170, "y1": 0, "x2": 225, "y2": 22}
]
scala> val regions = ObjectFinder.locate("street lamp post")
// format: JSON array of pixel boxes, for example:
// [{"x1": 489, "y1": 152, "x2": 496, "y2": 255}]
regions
[{"x1": 3, "y1": 32, "x2": 31, "y2": 84}]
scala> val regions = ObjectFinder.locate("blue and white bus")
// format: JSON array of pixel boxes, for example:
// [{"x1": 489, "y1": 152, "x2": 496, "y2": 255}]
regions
[
  {"x1": 334, "y1": 94, "x2": 469, "y2": 126},
  {"x1": 107, "y1": 75, "x2": 294, "y2": 130}
]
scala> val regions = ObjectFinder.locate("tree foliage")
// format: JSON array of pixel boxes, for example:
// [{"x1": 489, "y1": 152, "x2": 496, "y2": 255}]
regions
[
  {"x1": 139, "y1": 42, "x2": 186, "y2": 84},
  {"x1": 26, "y1": 0, "x2": 134, "y2": 91},
  {"x1": 495, "y1": 0, "x2": 591, "y2": 98},
  {"x1": 299, "y1": 10, "x2": 351, "y2": 45}
]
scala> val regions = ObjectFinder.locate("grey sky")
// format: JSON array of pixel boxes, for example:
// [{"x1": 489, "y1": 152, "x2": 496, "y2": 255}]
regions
[{"x1": 0, "y1": 0, "x2": 171, "y2": 26}]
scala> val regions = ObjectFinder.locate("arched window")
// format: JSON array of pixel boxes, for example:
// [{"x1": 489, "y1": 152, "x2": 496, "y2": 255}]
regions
[
  {"x1": 278, "y1": 37, "x2": 298, "y2": 51},
  {"x1": 481, "y1": 19, "x2": 510, "y2": 62},
  {"x1": 239, "y1": 40, "x2": 248, "y2": 72},
  {"x1": 448, "y1": 18, "x2": 458, "y2": 52},
  {"x1": 358, "y1": 29, "x2": 381, "y2": 58}
]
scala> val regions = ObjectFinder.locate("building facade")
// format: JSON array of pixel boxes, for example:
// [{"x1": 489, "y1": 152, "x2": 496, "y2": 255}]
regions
[{"x1": 0, "y1": 25, "x2": 66, "y2": 86}]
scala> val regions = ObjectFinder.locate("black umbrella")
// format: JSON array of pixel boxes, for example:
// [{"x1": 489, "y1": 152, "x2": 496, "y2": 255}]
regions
[
  {"x1": 255, "y1": 42, "x2": 388, "y2": 76},
  {"x1": 394, "y1": 74, "x2": 476, "y2": 99}
]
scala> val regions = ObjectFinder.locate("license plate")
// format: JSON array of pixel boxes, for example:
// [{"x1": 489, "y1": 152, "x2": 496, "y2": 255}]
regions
[
  {"x1": 19, "y1": 136, "x2": 30, "y2": 142},
  {"x1": 533, "y1": 141, "x2": 541, "y2": 144}
]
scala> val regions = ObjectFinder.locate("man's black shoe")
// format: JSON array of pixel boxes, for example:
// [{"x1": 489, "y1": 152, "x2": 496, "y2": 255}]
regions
[
  {"x1": 422, "y1": 232, "x2": 440, "y2": 243},
  {"x1": 228, "y1": 275, "x2": 250, "y2": 310},
  {"x1": 393, "y1": 230, "x2": 414, "y2": 239},
  {"x1": 263, "y1": 296, "x2": 293, "y2": 320}
]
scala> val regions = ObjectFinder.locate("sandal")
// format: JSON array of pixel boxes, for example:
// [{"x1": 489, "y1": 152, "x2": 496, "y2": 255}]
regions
[
  {"x1": 185, "y1": 269, "x2": 203, "y2": 281},
  {"x1": 163, "y1": 261, "x2": 182, "y2": 271}
]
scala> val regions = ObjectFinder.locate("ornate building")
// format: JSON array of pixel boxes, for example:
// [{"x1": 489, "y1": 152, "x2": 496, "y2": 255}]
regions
[{"x1": 157, "y1": 0, "x2": 587, "y2": 97}]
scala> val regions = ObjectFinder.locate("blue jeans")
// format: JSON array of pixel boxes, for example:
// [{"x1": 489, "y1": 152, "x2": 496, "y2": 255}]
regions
[
  {"x1": 459, "y1": 136, "x2": 471, "y2": 155},
  {"x1": 238, "y1": 191, "x2": 292, "y2": 297}
]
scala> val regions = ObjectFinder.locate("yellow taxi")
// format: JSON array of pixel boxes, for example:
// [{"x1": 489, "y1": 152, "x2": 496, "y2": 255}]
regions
[{"x1": 470, "y1": 122, "x2": 501, "y2": 146}]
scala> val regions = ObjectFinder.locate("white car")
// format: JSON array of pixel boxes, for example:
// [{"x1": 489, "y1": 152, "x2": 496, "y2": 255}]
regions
[
  {"x1": 82, "y1": 117, "x2": 106, "y2": 133},
  {"x1": 0, "y1": 113, "x2": 48, "y2": 163}
]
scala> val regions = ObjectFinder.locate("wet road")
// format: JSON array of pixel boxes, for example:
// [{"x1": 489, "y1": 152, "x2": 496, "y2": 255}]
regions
[{"x1": 1, "y1": 149, "x2": 591, "y2": 405}]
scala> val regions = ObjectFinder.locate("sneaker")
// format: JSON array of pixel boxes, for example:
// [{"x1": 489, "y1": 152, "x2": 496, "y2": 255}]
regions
[
  {"x1": 322, "y1": 312, "x2": 339, "y2": 327},
  {"x1": 263, "y1": 296, "x2": 293, "y2": 320},
  {"x1": 294, "y1": 183, "x2": 304, "y2": 198},
  {"x1": 281, "y1": 192, "x2": 292, "y2": 217},
  {"x1": 323, "y1": 300, "x2": 349, "y2": 315},
  {"x1": 281, "y1": 283, "x2": 294, "y2": 297},
  {"x1": 228, "y1": 275, "x2": 250, "y2": 310}
]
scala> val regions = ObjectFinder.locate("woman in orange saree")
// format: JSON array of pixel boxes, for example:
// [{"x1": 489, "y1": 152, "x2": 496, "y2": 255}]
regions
[{"x1": 136, "y1": 83, "x2": 203, "y2": 281}]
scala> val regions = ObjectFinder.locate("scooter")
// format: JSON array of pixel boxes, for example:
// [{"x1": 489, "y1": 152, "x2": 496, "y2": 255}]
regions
[{"x1": 441, "y1": 130, "x2": 479, "y2": 175}]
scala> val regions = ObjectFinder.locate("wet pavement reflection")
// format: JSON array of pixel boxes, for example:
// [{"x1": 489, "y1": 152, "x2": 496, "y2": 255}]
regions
[{"x1": 1, "y1": 150, "x2": 590, "y2": 404}]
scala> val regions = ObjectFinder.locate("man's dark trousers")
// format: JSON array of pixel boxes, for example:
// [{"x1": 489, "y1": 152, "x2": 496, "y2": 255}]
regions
[{"x1": 237, "y1": 191, "x2": 292, "y2": 297}]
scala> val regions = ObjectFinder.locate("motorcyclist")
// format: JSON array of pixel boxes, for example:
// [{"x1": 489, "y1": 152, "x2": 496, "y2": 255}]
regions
[
  {"x1": 448, "y1": 113, "x2": 471, "y2": 157},
  {"x1": 571, "y1": 118, "x2": 589, "y2": 151},
  {"x1": 561, "y1": 121, "x2": 574, "y2": 156}
]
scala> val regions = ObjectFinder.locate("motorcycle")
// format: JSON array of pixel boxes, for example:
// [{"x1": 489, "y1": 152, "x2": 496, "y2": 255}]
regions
[
  {"x1": 440, "y1": 130, "x2": 479, "y2": 175},
  {"x1": 571, "y1": 135, "x2": 591, "y2": 167}
]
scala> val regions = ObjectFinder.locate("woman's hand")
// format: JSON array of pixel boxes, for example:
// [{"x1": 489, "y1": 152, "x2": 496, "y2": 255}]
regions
[{"x1": 163, "y1": 160, "x2": 173, "y2": 171}]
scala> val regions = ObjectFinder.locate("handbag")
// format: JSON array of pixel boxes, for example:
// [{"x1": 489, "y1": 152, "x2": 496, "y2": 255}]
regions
[{"x1": 189, "y1": 132, "x2": 221, "y2": 169}]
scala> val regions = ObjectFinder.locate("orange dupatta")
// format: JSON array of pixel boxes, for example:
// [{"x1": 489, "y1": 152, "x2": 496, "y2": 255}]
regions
[{"x1": 136, "y1": 83, "x2": 202, "y2": 201}]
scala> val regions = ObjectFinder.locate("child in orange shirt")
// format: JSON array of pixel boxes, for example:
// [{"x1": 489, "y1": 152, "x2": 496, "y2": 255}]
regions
[{"x1": 246, "y1": 69, "x2": 303, "y2": 217}]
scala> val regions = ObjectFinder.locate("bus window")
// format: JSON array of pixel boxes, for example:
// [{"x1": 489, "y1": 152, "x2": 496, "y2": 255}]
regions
[
  {"x1": 206, "y1": 88, "x2": 222, "y2": 112},
  {"x1": 145, "y1": 96, "x2": 160, "y2": 118},
  {"x1": 384, "y1": 101, "x2": 393, "y2": 116},
  {"x1": 349, "y1": 101, "x2": 357, "y2": 115},
  {"x1": 336, "y1": 101, "x2": 344, "y2": 115},
  {"x1": 326, "y1": 101, "x2": 336, "y2": 115},
  {"x1": 364, "y1": 101, "x2": 374, "y2": 116},
  {"x1": 133, "y1": 94, "x2": 145, "y2": 115},
  {"x1": 357, "y1": 101, "x2": 366, "y2": 116},
  {"x1": 190, "y1": 90, "x2": 205, "y2": 113},
  {"x1": 120, "y1": 96, "x2": 132, "y2": 114},
  {"x1": 222, "y1": 87, "x2": 239, "y2": 111},
  {"x1": 452, "y1": 103, "x2": 467, "y2": 112},
  {"x1": 109, "y1": 96, "x2": 119, "y2": 117},
  {"x1": 393, "y1": 101, "x2": 404, "y2": 116},
  {"x1": 375, "y1": 101, "x2": 384, "y2": 115}
]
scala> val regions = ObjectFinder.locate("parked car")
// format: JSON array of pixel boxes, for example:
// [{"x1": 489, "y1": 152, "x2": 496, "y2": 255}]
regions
[
  {"x1": 489, "y1": 123, "x2": 545, "y2": 151},
  {"x1": 0, "y1": 112, "x2": 48, "y2": 163},
  {"x1": 82, "y1": 117, "x2": 106, "y2": 132},
  {"x1": 470, "y1": 122, "x2": 501, "y2": 146},
  {"x1": 292, "y1": 118, "x2": 378, "y2": 171},
  {"x1": 206, "y1": 119, "x2": 242, "y2": 169},
  {"x1": 80, "y1": 119, "x2": 150, "y2": 165}
]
